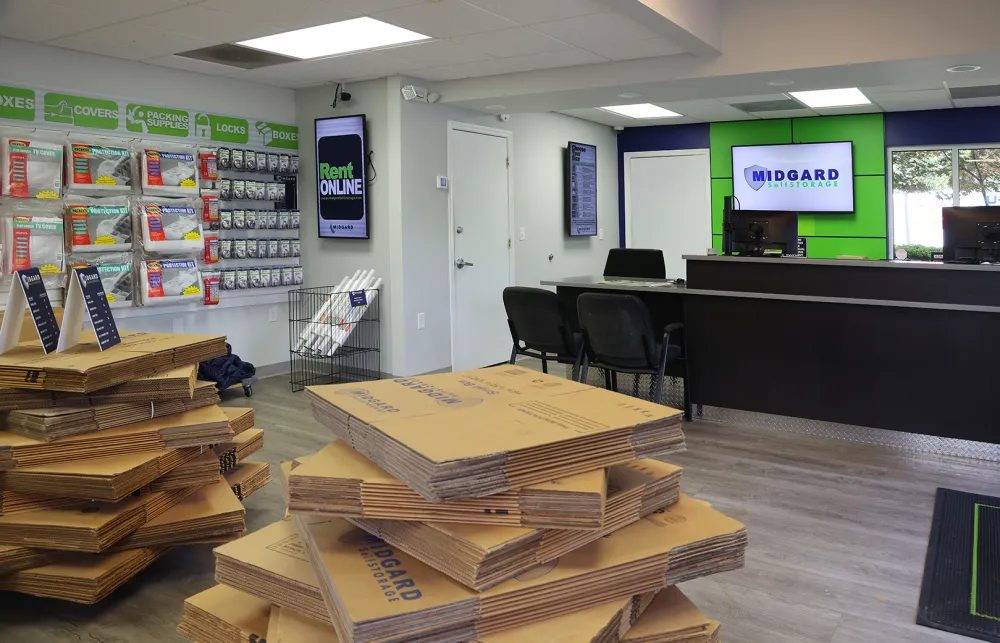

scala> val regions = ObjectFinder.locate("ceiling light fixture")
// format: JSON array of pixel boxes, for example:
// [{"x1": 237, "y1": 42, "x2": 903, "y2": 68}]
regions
[
  {"x1": 598, "y1": 104, "x2": 681, "y2": 119},
  {"x1": 947, "y1": 65, "x2": 982, "y2": 73},
  {"x1": 237, "y1": 17, "x2": 430, "y2": 60},
  {"x1": 484, "y1": 104, "x2": 506, "y2": 110},
  {"x1": 766, "y1": 80, "x2": 795, "y2": 87},
  {"x1": 788, "y1": 87, "x2": 871, "y2": 108},
  {"x1": 617, "y1": 92, "x2": 642, "y2": 99}
]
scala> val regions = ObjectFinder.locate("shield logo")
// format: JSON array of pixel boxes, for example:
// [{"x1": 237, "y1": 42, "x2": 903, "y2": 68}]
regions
[{"x1": 744, "y1": 165, "x2": 768, "y2": 191}]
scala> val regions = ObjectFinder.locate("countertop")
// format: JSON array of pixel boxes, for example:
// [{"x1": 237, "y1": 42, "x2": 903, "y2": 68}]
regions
[{"x1": 681, "y1": 254, "x2": 1000, "y2": 272}]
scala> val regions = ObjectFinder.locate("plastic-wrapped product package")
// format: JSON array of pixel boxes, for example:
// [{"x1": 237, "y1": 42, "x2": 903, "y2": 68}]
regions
[
  {"x1": 220, "y1": 209, "x2": 232, "y2": 230},
  {"x1": 204, "y1": 235, "x2": 219, "y2": 264},
  {"x1": 66, "y1": 252, "x2": 135, "y2": 308},
  {"x1": 221, "y1": 269, "x2": 235, "y2": 290},
  {"x1": 278, "y1": 210, "x2": 290, "y2": 229},
  {"x1": 202, "y1": 192, "x2": 220, "y2": 231},
  {"x1": 281, "y1": 266, "x2": 294, "y2": 286},
  {"x1": 291, "y1": 210, "x2": 300, "y2": 229},
  {"x1": 267, "y1": 153, "x2": 279, "y2": 173},
  {"x1": 270, "y1": 268, "x2": 282, "y2": 288},
  {"x1": 219, "y1": 178, "x2": 232, "y2": 201},
  {"x1": 232, "y1": 149, "x2": 245, "y2": 172},
  {"x1": 140, "y1": 259, "x2": 202, "y2": 306},
  {"x1": 279, "y1": 154, "x2": 290, "y2": 173},
  {"x1": 138, "y1": 199, "x2": 204, "y2": 255},
  {"x1": 65, "y1": 197, "x2": 132, "y2": 252},
  {"x1": 141, "y1": 146, "x2": 198, "y2": 197},
  {"x1": 291, "y1": 239, "x2": 300, "y2": 257},
  {"x1": 267, "y1": 238, "x2": 279, "y2": 258},
  {"x1": 218, "y1": 148, "x2": 231, "y2": 171},
  {"x1": 248, "y1": 268, "x2": 261, "y2": 289},
  {"x1": 2, "y1": 205, "x2": 65, "y2": 288},
  {"x1": 200, "y1": 148, "x2": 218, "y2": 181},
  {"x1": 255, "y1": 151, "x2": 267, "y2": 173},
  {"x1": 2, "y1": 136, "x2": 64, "y2": 199},
  {"x1": 290, "y1": 155, "x2": 299, "y2": 174},
  {"x1": 203, "y1": 270, "x2": 220, "y2": 305},
  {"x1": 245, "y1": 209, "x2": 257, "y2": 230},
  {"x1": 246, "y1": 238, "x2": 258, "y2": 259},
  {"x1": 65, "y1": 140, "x2": 133, "y2": 193},
  {"x1": 220, "y1": 238, "x2": 233, "y2": 260},
  {"x1": 236, "y1": 269, "x2": 248, "y2": 290},
  {"x1": 293, "y1": 266, "x2": 303, "y2": 285}
]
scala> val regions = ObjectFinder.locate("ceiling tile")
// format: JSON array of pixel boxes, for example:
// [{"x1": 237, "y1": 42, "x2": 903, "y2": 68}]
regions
[
  {"x1": 54, "y1": 0, "x2": 187, "y2": 22},
  {"x1": 415, "y1": 57, "x2": 538, "y2": 81},
  {"x1": 232, "y1": 51, "x2": 420, "y2": 86},
  {"x1": 49, "y1": 23, "x2": 215, "y2": 59},
  {"x1": 378, "y1": 40, "x2": 491, "y2": 67},
  {"x1": 533, "y1": 12, "x2": 660, "y2": 49},
  {"x1": 750, "y1": 108, "x2": 818, "y2": 119},
  {"x1": 0, "y1": 0, "x2": 164, "y2": 41},
  {"x1": 867, "y1": 88, "x2": 952, "y2": 112},
  {"x1": 131, "y1": 5, "x2": 286, "y2": 42},
  {"x1": 373, "y1": 0, "x2": 517, "y2": 38},
  {"x1": 330, "y1": 0, "x2": 426, "y2": 13},
  {"x1": 559, "y1": 108, "x2": 700, "y2": 127},
  {"x1": 581, "y1": 37, "x2": 685, "y2": 61},
  {"x1": 450, "y1": 27, "x2": 573, "y2": 59},
  {"x1": 503, "y1": 48, "x2": 608, "y2": 70},
  {"x1": 198, "y1": 0, "x2": 361, "y2": 30},
  {"x1": 462, "y1": 0, "x2": 607, "y2": 25},
  {"x1": 812, "y1": 104, "x2": 883, "y2": 116},
  {"x1": 144, "y1": 54, "x2": 241, "y2": 76},
  {"x1": 719, "y1": 93, "x2": 795, "y2": 105},
  {"x1": 952, "y1": 96, "x2": 1000, "y2": 108},
  {"x1": 663, "y1": 100, "x2": 757, "y2": 121}
]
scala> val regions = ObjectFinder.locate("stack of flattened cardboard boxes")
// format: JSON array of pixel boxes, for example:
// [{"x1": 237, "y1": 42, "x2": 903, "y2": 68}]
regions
[
  {"x1": 0, "y1": 332, "x2": 272, "y2": 604},
  {"x1": 182, "y1": 366, "x2": 746, "y2": 642}
]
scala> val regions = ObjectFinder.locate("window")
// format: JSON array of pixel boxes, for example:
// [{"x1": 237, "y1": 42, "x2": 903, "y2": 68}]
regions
[{"x1": 890, "y1": 145, "x2": 1000, "y2": 260}]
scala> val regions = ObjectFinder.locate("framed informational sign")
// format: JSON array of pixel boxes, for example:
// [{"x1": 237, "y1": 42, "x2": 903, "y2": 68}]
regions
[
  {"x1": 566, "y1": 141, "x2": 598, "y2": 237},
  {"x1": 732, "y1": 141, "x2": 854, "y2": 213},
  {"x1": 315, "y1": 115, "x2": 368, "y2": 239}
]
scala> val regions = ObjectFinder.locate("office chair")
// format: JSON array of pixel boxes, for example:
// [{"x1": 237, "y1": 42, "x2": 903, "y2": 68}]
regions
[
  {"x1": 577, "y1": 292, "x2": 691, "y2": 418},
  {"x1": 603, "y1": 248, "x2": 666, "y2": 279},
  {"x1": 503, "y1": 287, "x2": 584, "y2": 378}
]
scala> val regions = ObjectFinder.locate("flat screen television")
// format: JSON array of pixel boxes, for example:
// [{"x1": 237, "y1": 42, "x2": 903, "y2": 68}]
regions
[
  {"x1": 732, "y1": 141, "x2": 854, "y2": 213},
  {"x1": 566, "y1": 141, "x2": 598, "y2": 237},
  {"x1": 315, "y1": 114, "x2": 369, "y2": 239}
]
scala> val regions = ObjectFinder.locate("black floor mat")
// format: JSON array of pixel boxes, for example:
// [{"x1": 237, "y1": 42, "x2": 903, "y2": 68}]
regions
[{"x1": 918, "y1": 488, "x2": 1000, "y2": 641}]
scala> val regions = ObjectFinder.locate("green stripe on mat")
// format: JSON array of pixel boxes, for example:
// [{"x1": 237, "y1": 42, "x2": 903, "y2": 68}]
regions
[{"x1": 973, "y1": 504, "x2": 1000, "y2": 621}]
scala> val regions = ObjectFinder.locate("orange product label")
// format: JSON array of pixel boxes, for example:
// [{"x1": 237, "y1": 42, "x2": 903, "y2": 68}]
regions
[
  {"x1": 69, "y1": 206, "x2": 91, "y2": 246},
  {"x1": 11, "y1": 226, "x2": 30, "y2": 270},
  {"x1": 144, "y1": 205, "x2": 166, "y2": 242},
  {"x1": 7, "y1": 140, "x2": 29, "y2": 198},
  {"x1": 145, "y1": 150, "x2": 163, "y2": 186},
  {"x1": 71, "y1": 144, "x2": 92, "y2": 185},
  {"x1": 146, "y1": 262, "x2": 164, "y2": 298}
]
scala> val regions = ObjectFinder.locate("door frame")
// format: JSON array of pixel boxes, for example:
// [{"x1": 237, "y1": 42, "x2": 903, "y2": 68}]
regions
[
  {"x1": 623, "y1": 148, "x2": 713, "y2": 249},
  {"x1": 446, "y1": 120, "x2": 515, "y2": 370}
]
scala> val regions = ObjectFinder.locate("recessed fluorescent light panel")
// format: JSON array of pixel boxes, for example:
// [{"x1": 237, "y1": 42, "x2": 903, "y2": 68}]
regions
[
  {"x1": 237, "y1": 17, "x2": 430, "y2": 60},
  {"x1": 789, "y1": 88, "x2": 871, "y2": 108},
  {"x1": 598, "y1": 104, "x2": 681, "y2": 119}
]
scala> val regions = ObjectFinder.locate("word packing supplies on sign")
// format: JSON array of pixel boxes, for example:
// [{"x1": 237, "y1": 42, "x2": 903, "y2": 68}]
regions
[
  {"x1": 316, "y1": 115, "x2": 368, "y2": 239},
  {"x1": 0, "y1": 268, "x2": 60, "y2": 354},
  {"x1": 58, "y1": 266, "x2": 121, "y2": 352}
]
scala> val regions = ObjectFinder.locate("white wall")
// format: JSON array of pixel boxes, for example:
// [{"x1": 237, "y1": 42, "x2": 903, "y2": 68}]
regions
[
  {"x1": 0, "y1": 39, "x2": 297, "y2": 368},
  {"x1": 397, "y1": 98, "x2": 619, "y2": 376},
  {"x1": 296, "y1": 78, "x2": 398, "y2": 375}
]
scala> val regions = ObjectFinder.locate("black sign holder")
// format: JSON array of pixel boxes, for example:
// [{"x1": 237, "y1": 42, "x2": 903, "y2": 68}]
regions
[
  {"x1": 57, "y1": 266, "x2": 121, "y2": 352},
  {"x1": 0, "y1": 269, "x2": 61, "y2": 354}
]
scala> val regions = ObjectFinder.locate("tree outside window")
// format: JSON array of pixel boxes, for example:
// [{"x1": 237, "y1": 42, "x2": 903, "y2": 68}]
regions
[
  {"x1": 959, "y1": 149, "x2": 1000, "y2": 206},
  {"x1": 892, "y1": 150, "x2": 951, "y2": 259}
]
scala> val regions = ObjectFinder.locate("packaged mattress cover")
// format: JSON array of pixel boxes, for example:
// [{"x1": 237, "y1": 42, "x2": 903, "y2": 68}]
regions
[
  {"x1": 66, "y1": 142, "x2": 133, "y2": 193},
  {"x1": 2, "y1": 137, "x2": 63, "y2": 199},
  {"x1": 141, "y1": 146, "x2": 198, "y2": 197},
  {"x1": 67, "y1": 253, "x2": 134, "y2": 308},
  {"x1": 66, "y1": 197, "x2": 132, "y2": 252},
  {"x1": 140, "y1": 259, "x2": 202, "y2": 306},
  {"x1": 138, "y1": 199, "x2": 203, "y2": 254}
]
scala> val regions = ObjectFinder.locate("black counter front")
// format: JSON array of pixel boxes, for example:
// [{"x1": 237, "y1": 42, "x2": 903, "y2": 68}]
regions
[{"x1": 545, "y1": 257, "x2": 1000, "y2": 443}]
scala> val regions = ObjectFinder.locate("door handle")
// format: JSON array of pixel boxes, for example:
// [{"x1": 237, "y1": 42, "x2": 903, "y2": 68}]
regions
[{"x1": 455, "y1": 258, "x2": 475, "y2": 269}]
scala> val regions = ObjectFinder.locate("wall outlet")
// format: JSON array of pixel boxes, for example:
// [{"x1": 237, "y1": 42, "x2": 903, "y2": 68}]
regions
[
  {"x1": 599, "y1": 228, "x2": 605, "y2": 240},
  {"x1": 268, "y1": 306, "x2": 279, "y2": 323},
  {"x1": 417, "y1": 312, "x2": 426, "y2": 330},
  {"x1": 519, "y1": 227, "x2": 526, "y2": 241}
]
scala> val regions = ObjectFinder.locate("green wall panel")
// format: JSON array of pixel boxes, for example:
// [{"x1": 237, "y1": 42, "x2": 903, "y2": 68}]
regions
[
  {"x1": 710, "y1": 119, "x2": 791, "y2": 179},
  {"x1": 797, "y1": 176, "x2": 887, "y2": 237},
  {"x1": 711, "y1": 178, "x2": 733, "y2": 235},
  {"x1": 791, "y1": 113, "x2": 885, "y2": 176},
  {"x1": 803, "y1": 237, "x2": 887, "y2": 260},
  {"x1": 712, "y1": 234, "x2": 723, "y2": 253}
]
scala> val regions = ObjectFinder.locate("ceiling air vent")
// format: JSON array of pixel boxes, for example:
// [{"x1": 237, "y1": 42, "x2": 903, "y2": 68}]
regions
[
  {"x1": 174, "y1": 44, "x2": 298, "y2": 70},
  {"x1": 948, "y1": 85, "x2": 1000, "y2": 100},
  {"x1": 730, "y1": 98, "x2": 805, "y2": 113}
]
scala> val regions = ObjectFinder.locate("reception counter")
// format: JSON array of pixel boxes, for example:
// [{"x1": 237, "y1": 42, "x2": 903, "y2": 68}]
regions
[{"x1": 543, "y1": 256, "x2": 1000, "y2": 443}]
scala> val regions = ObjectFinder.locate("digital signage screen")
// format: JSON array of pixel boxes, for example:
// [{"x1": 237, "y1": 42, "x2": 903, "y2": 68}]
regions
[
  {"x1": 566, "y1": 141, "x2": 598, "y2": 237},
  {"x1": 315, "y1": 115, "x2": 369, "y2": 239},
  {"x1": 732, "y1": 141, "x2": 854, "y2": 213}
]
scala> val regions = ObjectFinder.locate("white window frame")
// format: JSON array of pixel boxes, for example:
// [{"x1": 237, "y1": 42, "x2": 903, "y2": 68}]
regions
[{"x1": 887, "y1": 143, "x2": 1000, "y2": 250}]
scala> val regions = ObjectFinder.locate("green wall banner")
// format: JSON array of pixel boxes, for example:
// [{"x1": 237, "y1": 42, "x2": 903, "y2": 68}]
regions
[
  {"x1": 43, "y1": 92, "x2": 119, "y2": 130},
  {"x1": 0, "y1": 85, "x2": 35, "y2": 121},
  {"x1": 195, "y1": 112, "x2": 250, "y2": 144},
  {"x1": 125, "y1": 103, "x2": 190, "y2": 137},
  {"x1": 256, "y1": 121, "x2": 299, "y2": 149},
  {"x1": 0, "y1": 81, "x2": 298, "y2": 150}
]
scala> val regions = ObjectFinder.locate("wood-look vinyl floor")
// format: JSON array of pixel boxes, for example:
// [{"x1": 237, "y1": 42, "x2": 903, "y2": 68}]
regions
[{"x1": 2, "y1": 372, "x2": 993, "y2": 643}]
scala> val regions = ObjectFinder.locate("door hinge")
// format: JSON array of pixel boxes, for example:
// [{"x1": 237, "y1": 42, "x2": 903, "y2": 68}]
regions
[
  {"x1": 506, "y1": 157, "x2": 510, "y2": 168},
  {"x1": 508, "y1": 238, "x2": 512, "y2": 248}
]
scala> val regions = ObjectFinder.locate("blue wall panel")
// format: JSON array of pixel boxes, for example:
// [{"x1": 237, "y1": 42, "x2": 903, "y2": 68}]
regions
[{"x1": 884, "y1": 106, "x2": 1000, "y2": 147}]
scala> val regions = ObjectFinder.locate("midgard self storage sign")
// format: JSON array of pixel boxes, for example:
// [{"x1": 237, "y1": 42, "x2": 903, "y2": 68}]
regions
[
  {"x1": 732, "y1": 141, "x2": 855, "y2": 213},
  {"x1": 316, "y1": 115, "x2": 368, "y2": 239}
]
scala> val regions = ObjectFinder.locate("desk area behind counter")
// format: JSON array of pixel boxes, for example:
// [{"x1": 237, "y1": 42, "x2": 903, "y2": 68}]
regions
[{"x1": 543, "y1": 255, "x2": 1000, "y2": 443}]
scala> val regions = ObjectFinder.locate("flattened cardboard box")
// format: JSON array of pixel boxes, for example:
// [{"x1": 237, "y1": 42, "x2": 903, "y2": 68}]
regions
[
  {"x1": 226, "y1": 461, "x2": 272, "y2": 502},
  {"x1": 151, "y1": 426, "x2": 263, "y2": 491},
  {"x1": 621, "y1": 586, "x2": 720, "y2": 643},
  {"x1": 288, "y1": 440, "x2": 608, "y2": 530},
  {"x1": 306, "y1": 366, "x2": 684, "y2": 501},
  {"x1": 179, "y1": 584, "x2": 271, "y2": 643},
  {"x1": 0, "y1": 543, "x2": 61, "y2": 575},
  {"x1": 350, "y1": 459, "x2": 682, "y2": 590},
  {"x1": 3, "y1": 380, "x2": 220, "y2": 441},
  {"x1": 0, "y1": 331, "x2": 226, "y2": 393},
  {"x1": 0, "y1": 405, "x2": 233, "y2": 469}
]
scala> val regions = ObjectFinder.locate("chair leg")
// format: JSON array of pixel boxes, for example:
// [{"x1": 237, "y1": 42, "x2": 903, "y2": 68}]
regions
[
  {"x1": 610, "y1": 370, "x2": 619, "y2": 392},
  {"x1": 603, "y1": 369, "x2": 612, "y2": 390},
  {"x1": 682, "y1": 360, "x2": 692, "y2": 421},
  {"x1": 541, "y1": 352, "x2": 548, "y2": 374},
  {"x1": 571, "y1": 349, "x2": 583, "y2": 382},
  {"x1": 580, "y1": 355, "x2": 589, "y2": 383},
  {"x1": 655, "y1": 350, "x2": 669, "y2": 406},
  {"x1": 654, "y1": 374, "x2": 663, "y2": 405},
  {"x1": 509, "y1": 346, "x2": 518, "y2": 365}
]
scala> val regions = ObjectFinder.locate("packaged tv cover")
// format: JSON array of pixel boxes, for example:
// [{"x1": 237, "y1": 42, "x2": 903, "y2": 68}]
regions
[
  {"x1": 66, "y1": 142, "x2": 133, "y2": 192},
  {"x1": 66, "y1": 197, "x2": 132, "y2": 252},
  {"x1": 2, "y1": 137, "x2": 63, "y2": 199},
  {"x1": 4, "y1": 213, "x2": 64, "y2": 288}
]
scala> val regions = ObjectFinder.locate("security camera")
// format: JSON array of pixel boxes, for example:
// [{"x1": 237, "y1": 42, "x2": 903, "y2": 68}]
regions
[
  {"x1": 330, "y1": 83, "x2": 351, "y2": 109},
  {"x1": 498, "y1": 113, "x2": 510, "y2": 122},
  {"x1": 340, "y1": 90, "x2": 352, "y2": 103}
]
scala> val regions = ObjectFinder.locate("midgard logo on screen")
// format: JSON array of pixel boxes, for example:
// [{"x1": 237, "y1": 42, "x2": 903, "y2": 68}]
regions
[
  {"x1": 732, "y1": 142, "x2": 855, "y2": 213},
  {"x1": 316, "y1": 115, "x2": 368, "y2": 239}
]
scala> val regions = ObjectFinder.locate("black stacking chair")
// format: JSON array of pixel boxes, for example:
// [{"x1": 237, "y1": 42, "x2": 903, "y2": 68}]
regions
[
  {"x1": 503, "y1": 287, "x2": 584, "y2": 378},
  {"x1": 577, "y1": 292, "x2": 691, "y2": 419},
  {"x1": 603, "y1": 248, "x2": 666, "y2": 279}
]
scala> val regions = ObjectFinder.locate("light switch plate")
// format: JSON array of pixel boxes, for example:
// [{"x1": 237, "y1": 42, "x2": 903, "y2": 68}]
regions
[{"x1": 518, "y1": 227, "x2": 526, "y2": 241}]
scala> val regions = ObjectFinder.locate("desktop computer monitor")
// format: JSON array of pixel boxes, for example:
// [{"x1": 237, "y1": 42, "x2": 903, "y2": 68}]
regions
[
  {"x1": 724, "y1": 209, "x2": 799, "y2": 257},
  {"x1": 942, "y1": 206, "x2": 1000, "y2": 263}
]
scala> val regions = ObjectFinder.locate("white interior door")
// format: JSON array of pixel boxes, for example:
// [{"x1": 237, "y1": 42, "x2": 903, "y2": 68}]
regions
[
  {"x1": 450, "y1": 125, "x2": 512, "y2": 371},
  {"x1": 626, "y1": 151, "x2": 711, "y2": 279}
]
